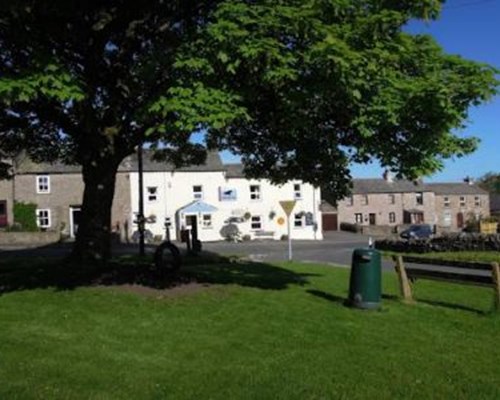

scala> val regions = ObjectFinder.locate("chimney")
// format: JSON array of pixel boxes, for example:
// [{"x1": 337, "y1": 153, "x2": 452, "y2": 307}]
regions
[
  {"x1": 464, "y1": 176, "x2": 474, "y2": 185},
  {"x1": 383, "y1": 170, "x2": 393, "y2": 183}
]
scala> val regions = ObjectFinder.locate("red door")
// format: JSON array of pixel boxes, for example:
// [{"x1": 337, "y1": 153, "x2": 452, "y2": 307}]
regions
[
  {"x1": 0, "y1": 200, "x2": 7, "y2": 227},
  {"x1": 457, "y1": 212, "x2": 464, "y2": 229},
  {"x1": 322, "y1": 214, "x2": 338, "y2": 231}
]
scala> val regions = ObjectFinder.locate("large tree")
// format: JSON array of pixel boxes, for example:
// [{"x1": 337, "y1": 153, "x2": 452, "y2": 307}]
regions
[{"x1": 0, "y1": 0, "x2": 497, "y2": 263}]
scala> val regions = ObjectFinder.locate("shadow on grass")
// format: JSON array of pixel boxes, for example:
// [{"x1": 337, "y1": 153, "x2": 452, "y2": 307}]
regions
[
  {"x1": 0, "y1": 250, "x2": 317, "y2": 295},
  {"x1": 416, "y1": 298, "x2": 487, "y2": 315},
  {"x1": 306, "y1": 289, "x2": 347, "y2": 306}
]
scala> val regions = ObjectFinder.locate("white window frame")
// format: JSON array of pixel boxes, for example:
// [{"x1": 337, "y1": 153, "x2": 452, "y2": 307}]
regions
[
  {"x1": 459, "y1": 196, "x2": 466, "y2": 207},
  {"x1": 346, "y1": 196, "x2": 354, "y2": 206},
  {"x1": 193, "y1": 185, "x2": 203, "y2": 200},
  {"x1": 416, "y1": 192, "x2": 424, "y2": 206},
  {"x1": 201, "y1": 214, "x2": 213, "y2": 229},
  {"x1": 293, "y1": 183, "x2": 302, "y2": 200},
  {"x1": 388, "y1": 194, "x2": 395, "y2": 205},
  {"x1": 362, "y1": 195, "x2": 369, "y2": 206},
  {"x1": 294, "y1": 213, "x2": 304, "y2": 228},
  {"x1": 355, "y1": 213, "x2": 363, "y2": 224},
  {"x1": 36, "y1": 209, "x2": 51, "y2": 229},
  {"x1": 443, "y1": 211, "x2": 452, "y2": 227},
  {"x1": 250, "y1": 185, "x2": 261, "y2": 201},
  {"x1": 443, "y1": 197, "x2": 450, "y2": 208},
  {"x1": 147, "y1": 186, "x2": 158, "y2": 202},
  {"x1": 389, "y1": 212, "x2": 396, "y2": 224},
  {"x1": 250, "y1": 215, "x2": 262, "y2": 230},
  {"x1": 36, "y1": 175, "x2": 50, "y2": 194}
]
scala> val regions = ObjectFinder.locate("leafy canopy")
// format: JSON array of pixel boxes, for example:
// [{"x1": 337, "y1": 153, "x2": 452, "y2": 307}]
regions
[{"x1": 0, "y1": 0, "x2": 498, "y2": 200}]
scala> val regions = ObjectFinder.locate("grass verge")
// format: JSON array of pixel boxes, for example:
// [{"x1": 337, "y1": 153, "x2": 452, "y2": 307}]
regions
[{"x1": 1, "y1": 257, "x2": 499, "y2": 399}]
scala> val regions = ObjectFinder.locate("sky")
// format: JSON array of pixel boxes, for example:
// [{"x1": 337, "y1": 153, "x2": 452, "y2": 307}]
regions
[{"x1": 219, "y1": 0, "x2": 500, "y2": 183}]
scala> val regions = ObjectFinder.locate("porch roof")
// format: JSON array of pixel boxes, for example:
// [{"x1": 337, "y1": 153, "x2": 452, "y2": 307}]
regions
[{"x1": 178, "y1": 200, "x2": 218, "y2": 214}]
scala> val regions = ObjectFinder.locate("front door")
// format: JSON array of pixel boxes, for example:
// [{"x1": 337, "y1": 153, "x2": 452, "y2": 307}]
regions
[
  {"x1": 457, "y1": 212, "x2": 464, "y2": 229},
  {"x1": 70, "y1": 207, "x2": 82, "y2": 238},
  {"x1": 185, "y1": 215, "x2": 198, "y2": 240},
  {"x1": 0, "y1": 200, "x2": 7, "y2": 227},
  {"x1": 369, "y1": 213, "x2": 376, "y2": 226}
]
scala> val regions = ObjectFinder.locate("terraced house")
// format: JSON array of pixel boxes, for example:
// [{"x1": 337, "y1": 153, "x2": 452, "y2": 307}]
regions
[
  {"x1": 0, "y1": 152, "x2": 323, "y2": 242},
  {"x1": 335, "y1": 172, "x2": 490, "y2": 233}
]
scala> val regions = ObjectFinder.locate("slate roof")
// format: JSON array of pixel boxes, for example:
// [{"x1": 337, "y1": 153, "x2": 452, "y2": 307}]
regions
[
  {"x1": 425, "y1": 183, "x2": 489, "y2": 196},
  {"x1": 15, "y1": 150, "x2": 224, "y2": 174},
  {"x1": 225, "y1": 163, "x2": 246, "y2": 178},
  {"x1": 351, "y1": 179, "x2": 429, "y2": 194}
]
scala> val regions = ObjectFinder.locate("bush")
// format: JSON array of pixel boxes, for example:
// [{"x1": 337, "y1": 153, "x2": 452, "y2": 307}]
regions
[
  {"x1": 220, "y1": 224, "x2": 240, "y2": 241},
  {"x1": 242, "y1": 234, "x2": 251, "y2": 241},
  {"x1": 340, "y1": 222, "x2": 360, "y2": 233},
  {"x1": 13, "y1": 201, "x2": 38, "y2": 232}
]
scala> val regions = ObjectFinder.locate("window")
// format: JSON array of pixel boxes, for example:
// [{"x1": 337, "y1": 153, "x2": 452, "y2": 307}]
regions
[
  {"x1": 459, "y1": 196, "x2": 466, "y2": 207},
  {"x1": 443, "y1": 211, "x2": 452, "y2": 227},
  {"x1": 294, "y1": 213, "x2": 304, "y2": 228},
  {"x1": 251, "y1": 216, "x2": 262, "y2": 230},
  {"x1": 443, "y1": 197, "x2": 450, "y2": 208},
  {"x1": 250, "y1": 185, "x2": 261, "y2": 201},
  {"x1": 416, "y1": 192, "x2": 424, "y2": 205},
  {"x1": 389, "y1": 212, "x2": 396, "y2": 223},
  {"x1": 355, "y1": 213, "x2": 363, "y2": 224},
  {"x1": 193, "y1": 185, "x2": 203, "y2": 200},
  {"x1": 36, "y1": 209, "x2": 51, "y2": 229},
  {"x1": 202, "y1": 214, "x2": 212, "y2": 229},
  {"x1": 36, "y1": 175, "x2": 50, "y2": 194},
  {"x1": 388, "y1": 194, "x2": 395, "y2": 205},
  {"x1": 346, "y1": 196, "x2": 354, "y2": 206},
  {"x1": 293, "y1": 183, "x2": 302, "y2": 200},
  {"x1": 475, "y1": 196, "x2": 481, "y2": 207},
  {"x1": 147, "y1": 186, "x2": 158, "y2": 202},
  {"x1": 362, "y1": 195, "x2": 369, "y2": 206}
]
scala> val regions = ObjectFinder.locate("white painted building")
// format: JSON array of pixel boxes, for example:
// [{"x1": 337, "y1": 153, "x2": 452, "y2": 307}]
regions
[{"x1": 128, "y1": 153, "x2": 323, "y2": 242}]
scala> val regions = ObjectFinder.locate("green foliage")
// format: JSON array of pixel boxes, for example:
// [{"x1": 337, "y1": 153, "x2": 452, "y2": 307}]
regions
[
  {"x1": 478, "y1": 172, "x2": 500, "y2": 194},
  {"x1": 13, "y1": 201, "x2": 38, "y2": 232}
]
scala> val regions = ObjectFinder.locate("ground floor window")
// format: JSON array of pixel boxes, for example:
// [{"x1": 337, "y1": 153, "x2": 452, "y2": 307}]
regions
[
  {"x1": 36, "y1": 209, "x2": 51, "y2": 229},
  {"x1": 202, "y1": 214, "x2": 212, "y2": 229},
  {"x1": 294, "y1": 213, "x2": 304, "y2": 228},
  {"x1": 251, "y1": 216, "x2": 262, "y2": 230},
  {"x1": 355, "y1": 213, "x2": 363, "y2": 224},
  {"x1": 443, "y1": 212, "x2": 452, "y2": 227},
  {"x1": 389, "y1": 212, "x2": 396, "y2": 224}
]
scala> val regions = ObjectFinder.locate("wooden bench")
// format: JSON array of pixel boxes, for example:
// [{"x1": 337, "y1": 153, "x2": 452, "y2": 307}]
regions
[
  {"x1": 254, "y1": 231, "x2": 275, "y2": 239},
  {"x1": 392, "y1": 255, "x2": 500, "y2": 311}
]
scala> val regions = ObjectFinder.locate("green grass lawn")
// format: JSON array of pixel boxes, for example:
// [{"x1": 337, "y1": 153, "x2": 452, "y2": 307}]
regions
[{"x1": 1, "y1": 257, "x2": 500, "y2": 399}]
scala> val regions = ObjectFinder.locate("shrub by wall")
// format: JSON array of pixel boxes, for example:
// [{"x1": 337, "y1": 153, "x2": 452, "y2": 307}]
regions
[
  {"x1": 13, "y1": 201, "x2": 38, "y2": 232},
  {"x1": 375, "y1": 233, "x2": 500, "y2": 253}
]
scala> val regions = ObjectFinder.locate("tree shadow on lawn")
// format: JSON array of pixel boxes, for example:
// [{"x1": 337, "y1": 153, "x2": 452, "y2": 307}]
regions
[{"x1": 0, "y1": 250, "x2": 318, "y2": 295}]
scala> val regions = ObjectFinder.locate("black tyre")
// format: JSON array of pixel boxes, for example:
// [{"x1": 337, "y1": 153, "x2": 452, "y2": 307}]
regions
[{"x1": 154, "y1": 241, "x2": 181, "y2": 272}]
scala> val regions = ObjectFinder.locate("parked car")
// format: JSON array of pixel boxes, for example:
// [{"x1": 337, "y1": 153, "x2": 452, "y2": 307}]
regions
[{"x1": 400, "y1": 224, "x2": 433, "y2": 240}]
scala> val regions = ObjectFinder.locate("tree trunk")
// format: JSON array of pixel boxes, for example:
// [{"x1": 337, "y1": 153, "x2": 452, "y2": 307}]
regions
[{"x1": 70, "y1": 157, "x2": 121, "y2": 265}]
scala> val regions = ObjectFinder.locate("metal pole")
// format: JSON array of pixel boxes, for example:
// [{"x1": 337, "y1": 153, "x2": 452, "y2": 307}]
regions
[
  {"x1": 287, "y1": 216, "x2": 292, "y2": 261},
  {"x1": 137, "y1": 144, "x2": 145, "y2": 256}
]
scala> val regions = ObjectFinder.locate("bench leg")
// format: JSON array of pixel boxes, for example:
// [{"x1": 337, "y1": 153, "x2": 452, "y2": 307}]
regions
[
  {"x1": 492, "y1": 262, "x2": 500, "y2": 312},
  {"x1": 393, "y1": 255, "x2": 413, "y2": 303}
]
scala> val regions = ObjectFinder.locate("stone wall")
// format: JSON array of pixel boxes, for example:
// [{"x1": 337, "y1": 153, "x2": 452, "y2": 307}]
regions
[
  {"x1": 375, "y1": 233, "x2": 500, "y2": 253},
  {"x1": 0, "y1": 231, "x2": 60, "y2": 246}
]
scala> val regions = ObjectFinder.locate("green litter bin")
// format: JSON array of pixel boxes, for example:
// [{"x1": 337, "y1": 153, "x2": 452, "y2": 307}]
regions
[{"x1": 348, "y1": 248, "x2": 381, "y2": 309}]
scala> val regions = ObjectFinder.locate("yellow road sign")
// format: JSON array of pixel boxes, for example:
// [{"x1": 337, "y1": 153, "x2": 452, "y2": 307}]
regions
[{"x1": 279, "y1": 200, "x2": 296, "y2": 217}]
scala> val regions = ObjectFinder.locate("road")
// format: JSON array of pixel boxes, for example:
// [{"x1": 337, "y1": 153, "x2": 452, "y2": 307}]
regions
[{"x1": 0, "y1": 231, "x2": 381, "y2": 268}]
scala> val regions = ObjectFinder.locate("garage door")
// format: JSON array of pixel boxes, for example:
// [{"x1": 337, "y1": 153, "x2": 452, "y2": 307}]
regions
[{"x1": 322, "y1": 213, "x2": 338, "y2": 231}]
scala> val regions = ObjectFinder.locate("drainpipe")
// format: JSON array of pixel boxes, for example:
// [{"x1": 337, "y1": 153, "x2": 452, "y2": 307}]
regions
[
  {"x1": 137, "y1": 144, "x2": 145, "y2": 257},
  {"x1": 313, "y1": 186, "x2": 318, "y2": 240}
]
